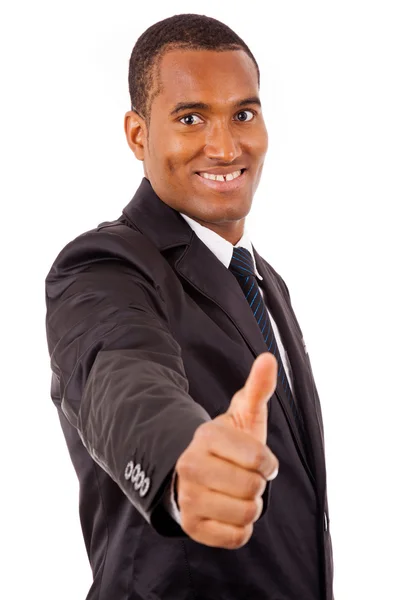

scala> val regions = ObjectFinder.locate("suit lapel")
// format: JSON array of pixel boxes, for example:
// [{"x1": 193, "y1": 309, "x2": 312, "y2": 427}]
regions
[{"x1": 176, "y1": 236, "x2": 271, "y2": 358}]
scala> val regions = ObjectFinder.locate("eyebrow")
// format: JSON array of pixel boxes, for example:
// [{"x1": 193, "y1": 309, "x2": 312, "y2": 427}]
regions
[{"x1": 169, "y1": 96, "x2": 262, "y2": 116}]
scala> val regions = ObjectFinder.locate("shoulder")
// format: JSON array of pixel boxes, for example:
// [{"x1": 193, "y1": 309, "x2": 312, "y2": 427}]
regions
[{"x1": 45, "y1": 218, "x2": 163, "y2": 284}]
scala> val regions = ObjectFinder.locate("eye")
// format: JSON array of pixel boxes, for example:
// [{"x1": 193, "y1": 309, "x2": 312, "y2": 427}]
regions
[
  {"x1": 235, "y1": 110, "x2": 255, "y2": 122},
  {"x1": 179, "y1": 114, "x2": 203, "y2": 126}
]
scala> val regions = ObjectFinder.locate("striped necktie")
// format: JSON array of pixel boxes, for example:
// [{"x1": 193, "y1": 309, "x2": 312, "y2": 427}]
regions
[{"x1": 229, "y1": 246, "x2": 305, "y2": 435}]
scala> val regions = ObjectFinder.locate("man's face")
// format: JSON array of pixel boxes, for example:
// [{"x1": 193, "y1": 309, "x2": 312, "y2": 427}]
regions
[{"x1": 127, "y1": 48, "x2": 268, "y2": 244}]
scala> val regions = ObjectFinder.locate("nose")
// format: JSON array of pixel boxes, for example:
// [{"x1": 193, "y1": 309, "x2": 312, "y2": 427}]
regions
[{"x1": 203, "y1": 122, "x2": 241, "y2": 162}]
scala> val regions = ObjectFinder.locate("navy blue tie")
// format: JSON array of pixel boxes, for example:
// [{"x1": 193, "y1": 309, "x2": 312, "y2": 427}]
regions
[{"x1": 229, "y1": 246, "x2": 305, "y2": 435}]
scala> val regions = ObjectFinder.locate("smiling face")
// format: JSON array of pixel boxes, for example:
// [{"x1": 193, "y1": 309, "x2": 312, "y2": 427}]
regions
[{"x1": 124, "y1": 48, "x2": 268, "y2": 244}]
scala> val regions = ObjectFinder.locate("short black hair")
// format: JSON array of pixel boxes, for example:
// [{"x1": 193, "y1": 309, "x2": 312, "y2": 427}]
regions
[{"x1": 128, "y1": 13, "x2": 260, "y2": 122}]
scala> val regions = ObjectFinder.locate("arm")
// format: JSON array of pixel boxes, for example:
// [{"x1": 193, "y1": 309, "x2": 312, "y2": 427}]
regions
[{"x1": 45, "y1": 228, "x2": 210, "y2": 536}]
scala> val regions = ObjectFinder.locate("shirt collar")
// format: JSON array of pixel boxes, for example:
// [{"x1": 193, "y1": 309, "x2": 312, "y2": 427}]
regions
[{"x1": 179, "y1": 212, "x2": 263, "y2": 280}]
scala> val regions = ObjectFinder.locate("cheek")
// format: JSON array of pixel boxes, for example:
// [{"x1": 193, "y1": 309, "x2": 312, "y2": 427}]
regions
[
  {"x1": 255, "y1": 125, "x2": 268, "y2": 157},
  {"x1": 162, "y1": 137, "x2": 198, "y2": 175},
  {"x1": 240, "y1": 127, "x2": 268, "y2": 162},
  {"x1": 247, "y1": 119, "x2": 269, "y2": 155}
]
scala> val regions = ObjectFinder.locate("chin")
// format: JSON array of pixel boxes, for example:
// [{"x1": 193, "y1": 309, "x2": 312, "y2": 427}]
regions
[{"x1": 199, "y1": 205, "x2": 249, "y2": 225}]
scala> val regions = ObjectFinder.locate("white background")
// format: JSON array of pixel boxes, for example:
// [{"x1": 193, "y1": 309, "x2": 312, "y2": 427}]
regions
[{"x1": 1, "y1": 1, "x2": 399, "y2": 598}]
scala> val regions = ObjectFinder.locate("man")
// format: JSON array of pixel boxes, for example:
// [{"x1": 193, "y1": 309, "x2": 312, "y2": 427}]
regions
[{"x1": 45, "y1": 13, "x2": 334, "y2": 600}]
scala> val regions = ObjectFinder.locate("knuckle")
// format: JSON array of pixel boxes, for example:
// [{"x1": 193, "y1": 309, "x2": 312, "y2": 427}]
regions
[
  {"x1": 267, "y1": 458, "x2": 279, "y2": 481},
  {"x1": 228, "y1": 529, "x2": 245, "y2": 549},
  {"x1": 175, "y1": 453, "x2": 187, "y2": 473},
  {"x1": 194, "y1": 422, "x2": 211, "y2": 441},
  {"x1": 245, "y1": 472, "x2": 264, "y2": 498},
  {"x1": 189, "y1": 517, "x2": 210, "y2": 545},
  {"x1": 228, "y1": 524, "x2": 253, "y2": 549},
  {"x1": 258, "y1": 476, "x2": 267, "y2": 495},
  {"x1": 252, "y1": 446, "x2": 268, "y2": 471},
  {"x1": 260, "y1": 449, "x2": 278, "y2": 480},
  {"x1": 177, "y1": 455, "x2": 197, "y2": 479},
  {"x1": 254, "y1": 497, "x2": 264, "y2": 521},
  {"x1": 243, "y1": 500, "x2": 260, "y2": 524},
  {"x1": 178, "y1": 486, "x2": 196, "y2": 509}
]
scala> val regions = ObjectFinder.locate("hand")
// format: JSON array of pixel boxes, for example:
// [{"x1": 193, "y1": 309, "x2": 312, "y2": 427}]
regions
[{"x1": 175, "y1": 352, "x2": 279, "y2": 549}]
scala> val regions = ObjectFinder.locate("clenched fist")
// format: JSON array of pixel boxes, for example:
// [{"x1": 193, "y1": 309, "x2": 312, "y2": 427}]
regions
[{"x1": 174, "y1": 352, "x2": 279, "y2": 549}]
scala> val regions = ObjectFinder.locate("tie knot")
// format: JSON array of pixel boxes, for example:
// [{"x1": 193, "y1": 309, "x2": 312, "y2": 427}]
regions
[{"x1": 229, "y1": 247, "x2": 256, "y2": 278}]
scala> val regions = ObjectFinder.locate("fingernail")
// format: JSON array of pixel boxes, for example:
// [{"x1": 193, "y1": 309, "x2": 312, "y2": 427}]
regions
[{"x1": 267, "y1": 466, "x2": 279, "y2": 481}]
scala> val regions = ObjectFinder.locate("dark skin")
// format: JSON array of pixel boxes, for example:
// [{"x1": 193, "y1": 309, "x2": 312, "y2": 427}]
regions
[{"x1": 124, "y1": 48, "x2": 268, "y2": 245}]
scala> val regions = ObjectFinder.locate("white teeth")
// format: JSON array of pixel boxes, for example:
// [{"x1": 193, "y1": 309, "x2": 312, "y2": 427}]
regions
[{"x1": 200, "y1": 170, "x2": 242, "y2": 182}]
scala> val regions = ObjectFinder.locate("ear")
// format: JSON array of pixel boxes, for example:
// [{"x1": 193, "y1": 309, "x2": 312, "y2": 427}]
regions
[{"x1": 124, "y1": 110, "x2": 147, "y2": 161}]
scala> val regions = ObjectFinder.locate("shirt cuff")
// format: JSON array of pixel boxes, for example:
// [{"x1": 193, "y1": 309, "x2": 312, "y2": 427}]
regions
[{"x1": 162, "y1": 469, "x2": 181, "y2": 525}]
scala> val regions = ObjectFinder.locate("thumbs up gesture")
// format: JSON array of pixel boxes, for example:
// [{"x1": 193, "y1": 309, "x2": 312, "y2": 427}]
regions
[{"x1": 174, "y1": 352, "x2": 280, "y2": 549}]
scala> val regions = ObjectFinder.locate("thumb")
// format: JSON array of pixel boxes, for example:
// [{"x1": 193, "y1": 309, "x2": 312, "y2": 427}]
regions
[{"x1": 226, "y1": 352, "x2": 278, "y2": 443}]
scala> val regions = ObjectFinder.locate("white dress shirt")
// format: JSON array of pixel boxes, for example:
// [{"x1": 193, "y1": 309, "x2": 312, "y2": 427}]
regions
[{"x1": 162, "y1": 212, "x2": 295, "y2": 524}]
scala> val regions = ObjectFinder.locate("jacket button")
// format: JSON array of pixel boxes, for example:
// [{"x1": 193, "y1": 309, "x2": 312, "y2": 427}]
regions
[
  {"x1": 139, "y1": 477, "x2": 150, "y2": 497},
  {"x1": 324, "y1": 512, "x2": 328, "y2": 532}
]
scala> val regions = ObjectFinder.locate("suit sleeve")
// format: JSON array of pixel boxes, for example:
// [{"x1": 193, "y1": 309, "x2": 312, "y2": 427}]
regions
[{"x1": 45, "y1": 229, "x2": 211, "y2": 537}]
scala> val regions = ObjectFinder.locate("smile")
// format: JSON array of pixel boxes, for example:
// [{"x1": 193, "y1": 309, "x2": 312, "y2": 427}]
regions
[
  {"x1": 199, "y1": 169, "x2": 242, "y2": 182},
  {"x1": 195, "y1": 168, "x2": 247, "y2": 191}
]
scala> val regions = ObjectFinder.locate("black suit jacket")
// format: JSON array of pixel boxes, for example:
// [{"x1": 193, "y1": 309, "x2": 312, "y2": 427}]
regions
[{"x1": 45, "y1": 177, "x2": 334, "y2": 600}]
